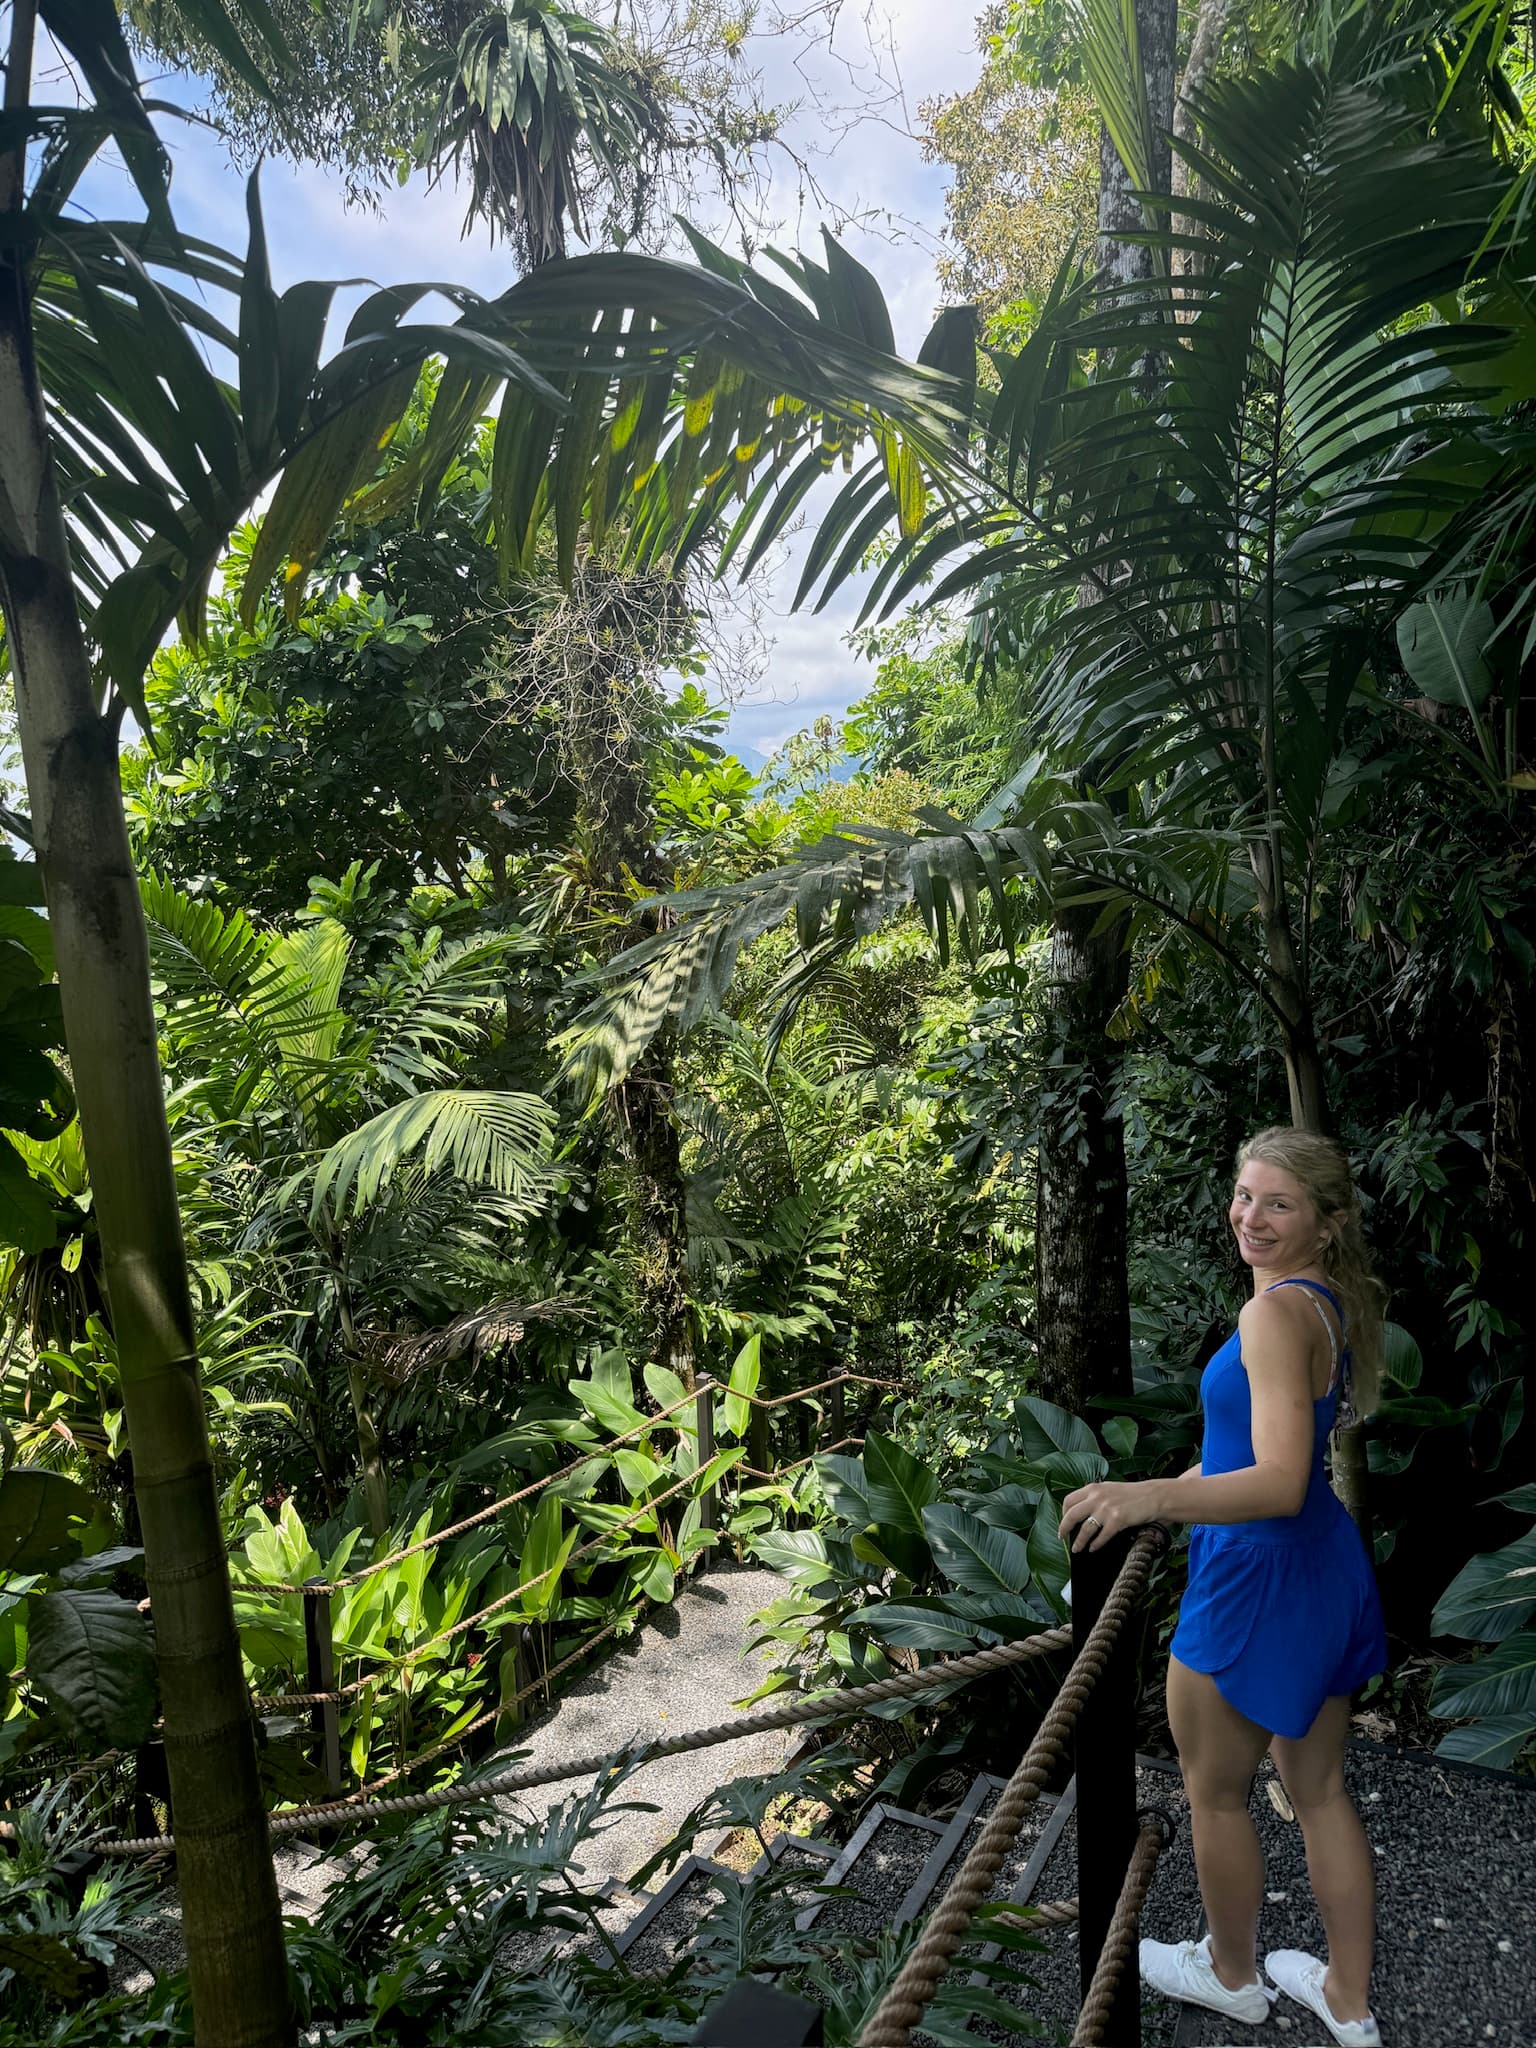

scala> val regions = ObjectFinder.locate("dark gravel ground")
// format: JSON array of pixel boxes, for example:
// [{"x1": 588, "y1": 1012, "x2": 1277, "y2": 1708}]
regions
[
  {"x1": 965, "y1": 1763, "x2": 1183, "y2": 2048},
  {"x1": 946, "y1": 1748, "x2": 1535, "y2": 2048},
  {"x1": 617, "y1": 1862, "x2": 726, "y2": 1976},
  {"x1": 813, "y1": 1811, "x2": 949, "y2": 1941},
  {"x1": 1162, "y1": 1748, "x2": 1536, "y2": 2048}
]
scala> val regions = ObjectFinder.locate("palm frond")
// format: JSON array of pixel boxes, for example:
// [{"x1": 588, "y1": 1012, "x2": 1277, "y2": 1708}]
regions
[{"x1": 303, "y1": 1089, "x2": 558, "y2": 1224}]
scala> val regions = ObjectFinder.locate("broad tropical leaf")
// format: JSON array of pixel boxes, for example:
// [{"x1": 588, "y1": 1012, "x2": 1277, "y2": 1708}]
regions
[
  {"x1": 1430, "y1": 1630, "x2": 1536, "y2": 1723},
  {"x1": 27, "y1": 1588, "x2": 159, "y2": 1747},
  {"x1": 921, "y1": 1504, "x2": 1033, "y2": 1598},
  {"x1": 1432, "y1": 1528, "x2": 1536, "y2": 1643}
]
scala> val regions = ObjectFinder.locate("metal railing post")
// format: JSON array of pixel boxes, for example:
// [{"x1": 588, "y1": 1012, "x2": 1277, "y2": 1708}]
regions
[
  {"x1": 303, "y1": 1576, "x2": 343, "y2": 1799},
  {"x1": 828, "y1": 1373, "x2": 845, "y2": 1445},
  {"x1": 694, "y1": 1375, "x2": 716, "y2": 1571},
  {"x1": 1070, "y1": 1530, "x2": 1141, "y2": 2044}
]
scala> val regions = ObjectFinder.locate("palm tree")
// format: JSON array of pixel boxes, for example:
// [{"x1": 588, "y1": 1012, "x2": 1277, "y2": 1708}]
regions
[
  {"x1": 2, "y1": 10, "x2": 960, "y2": 2035},
  {"x1": 142, "y1": 878, "x2": 558, "y2": 1534}
]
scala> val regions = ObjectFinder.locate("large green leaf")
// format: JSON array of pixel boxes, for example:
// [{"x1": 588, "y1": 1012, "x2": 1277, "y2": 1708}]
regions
[
  {"x1": 861, "y1": 1430, "x2": 944, "y2": 1537},
  {"x1": 0, "y1": 1467, "x2": 98, "y2": 1574},
  {"x1": 572, "y1": 1350, "x2": 646, "y2": 1436},
  {"x1": 921, "y1": 1504, "x2": 1032, "y2": 1598},
  {"x1": 722, "y1": 1333, "x2": 761, "y2": 1439},
  {"x1": 27, "y1": 1589, "x2": 158, "y2": 1747},
  {"x1": 0, "y1": 1135, "x2": 58, "y2": 1255},
  {"x1": 1010, "y1": 1395, "x2": 1100, "y2": 1462},
  {"x1": 1396, "y1": 591, "x2": 1497, "y2": 713},
  {"x1": 1432, "y1": 1529, "x2": 1536, "y2": 1643},
  {"x1": 1433, "y1": 1716, "x2": 1532, "y2": 1770},
  {"x1": 517, "y1": 1492, "x2": 576, "y2": 1624},
  {"x1": 1430, "y1": 1631, "x2": 1536, "y2": 1723},
  {"x1": 816, "y1": 1452, "x2": 874, "y2": 1531}
]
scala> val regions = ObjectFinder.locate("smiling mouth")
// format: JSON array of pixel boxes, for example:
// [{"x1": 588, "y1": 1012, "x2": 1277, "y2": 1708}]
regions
[{"x1": 1240, "y1": 1235, "x2": 1276, "y2": 1251}]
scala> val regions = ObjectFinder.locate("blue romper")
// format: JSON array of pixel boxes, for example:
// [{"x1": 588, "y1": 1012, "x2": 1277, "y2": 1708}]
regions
[{"x1": 1169, "y1": 1278, "x2": 1387, "y2": 1739}]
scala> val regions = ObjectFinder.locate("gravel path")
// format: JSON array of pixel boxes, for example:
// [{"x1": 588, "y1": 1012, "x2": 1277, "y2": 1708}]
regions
[{"x1": 494, "y1": 1561, "x2": 794, "y2": 1890}]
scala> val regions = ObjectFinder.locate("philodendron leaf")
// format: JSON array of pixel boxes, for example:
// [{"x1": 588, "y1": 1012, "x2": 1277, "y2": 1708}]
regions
[
  {"x1": 1396, "y1": 591, "x2": 1496, "y2": 711},
  {"x1": 0, "y1": 1931, "x2": 95, "y2": 1999},
  {"x1": 1433, "y1": 1715, "x2": 1532, "y2": 1770},
  {"x1": 27, "y1": 1589, "x2": 158, "y2": 1748},
  {"x1": 1010, "y1": 1394, "x2": 1099, "y2": 1460},
  {"x1": 862, "y1": 1430, "x2": 943, "y2": 1536},
  {"x1": 0, "y1": 1467, "x2": 99, "y2": 1574}
]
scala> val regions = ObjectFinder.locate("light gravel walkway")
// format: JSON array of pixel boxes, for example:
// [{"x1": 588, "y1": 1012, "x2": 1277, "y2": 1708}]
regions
[{"x1": 495, "y1": 1562, "x2": 794, "y2": 1891}]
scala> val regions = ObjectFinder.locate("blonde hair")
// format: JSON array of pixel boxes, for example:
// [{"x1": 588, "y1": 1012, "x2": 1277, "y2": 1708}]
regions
[{"x1": 1235, "y1": 1126, "x2": 1387, "y2": 1416}]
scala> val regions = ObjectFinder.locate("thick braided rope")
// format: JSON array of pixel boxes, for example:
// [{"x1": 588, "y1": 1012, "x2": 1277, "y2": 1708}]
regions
[
  {"x1": 1069, "y1": 1812, "x2": 1175, "y2": 2047},
  {"x1": 230, "y1": 1389, "x2": 703, "y2": 1597},
  {"x1": 857, "y1": 1529, "x2": 1162, "y2": 2048},
  {"x1": 998, "y1": 1893, "x2": 1078, "y2": 1930},
  {"x1": 94, "y1": 1621, "x2": 1073, "y2": 1856},
  {"x1": 341, "y1": 1619, "x2": 630, "y2": 1802}
]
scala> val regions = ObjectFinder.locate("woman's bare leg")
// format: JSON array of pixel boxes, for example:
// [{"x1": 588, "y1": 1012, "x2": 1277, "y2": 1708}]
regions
[
  {"x1": 1166, "y1": 1656, "x2": 1273, "y2": 1989},
  {"x1": 1270, "y1": 1695, "x2": 1376, "y2": 2021}
]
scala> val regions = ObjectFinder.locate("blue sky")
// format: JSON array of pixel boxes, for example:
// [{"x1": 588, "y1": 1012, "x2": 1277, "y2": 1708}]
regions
[{"x1": 64, "y1": 5, "x2": 986, "y2": 760}]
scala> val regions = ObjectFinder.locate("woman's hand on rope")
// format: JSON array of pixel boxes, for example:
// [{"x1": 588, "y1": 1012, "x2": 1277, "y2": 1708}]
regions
[{"x1": 1059, "y1": 1479, "x2": 1163, "y2": 1553}]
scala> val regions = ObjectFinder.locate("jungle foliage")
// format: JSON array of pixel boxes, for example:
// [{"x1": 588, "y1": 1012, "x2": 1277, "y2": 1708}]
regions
[{"x1": 1, "y1": 0, "x2": 1534, "y2": 2038}]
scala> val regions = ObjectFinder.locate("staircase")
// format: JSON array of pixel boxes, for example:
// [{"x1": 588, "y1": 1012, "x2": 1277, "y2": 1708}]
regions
[{"x1": 593, "y1": 1742, "x2": 1536, "y2": 2048}]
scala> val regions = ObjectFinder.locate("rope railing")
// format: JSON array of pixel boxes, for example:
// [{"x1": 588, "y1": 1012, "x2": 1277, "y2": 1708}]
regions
[
  {"x1": 739, "y1": 1436, "x2": 863, "y2": 1482},
  {"x1": 250, "y1": 1464, "x2": 711, "y2": 1712},
  {"x1": 229, "y1": 1371, "x2": 891, "y2": 1601},
  {"x1": 228, "y1": 1387, "x2": 704, "y2": 1598},
  {"x1": 856, "y1": 1528, "x2": 1166, "y2": 2048},
  {"x1": 93, "y1": 1621, "x2": 1075, "y2": 1857},
  {"x1": 1069, "y1": 1810, "x2": 1176, "y2": 2048}
]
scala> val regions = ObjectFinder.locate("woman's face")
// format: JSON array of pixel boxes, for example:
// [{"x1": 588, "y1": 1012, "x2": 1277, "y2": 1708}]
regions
[{"x1": 1229, "y1": 1158, "x2": 1324, "y2": 1273}]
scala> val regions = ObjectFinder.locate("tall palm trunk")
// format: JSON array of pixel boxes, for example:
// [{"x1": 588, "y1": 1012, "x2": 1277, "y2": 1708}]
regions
[
  {"x1": 1034, "y1": 0, "x2": 1176, "y2": 1413},
  {"x1": 562, "y1": 568, "x2": 697, "y2": 1386},
  {"x1": 0, "y1": 10, "x2": 291, "y2": 2041}
]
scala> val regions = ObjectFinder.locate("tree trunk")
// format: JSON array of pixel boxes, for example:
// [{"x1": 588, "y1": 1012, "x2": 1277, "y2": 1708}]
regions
[
  {"x1": 561, "y1": 567, "x2": 696, "y2": 1388},
  {"x1": 1251, "y1": 840, "x2": 1332, "y2": 1135},
  {"x1": 336, "y1": 1284, "x2": 390, "y2": 1539},
  {"x1": 616, "y1": 1037, "x2": 696, "y2": 1387},
  {"x1": 0, "y1": 45, "x2": 292, "y2": 2036},
  {"x1": 1034, "y1": 0, "x2": 1177, "y2": 1414},
  {"x1": 1035, "y1": 904, "x2": 1133, "y2": 1409}
]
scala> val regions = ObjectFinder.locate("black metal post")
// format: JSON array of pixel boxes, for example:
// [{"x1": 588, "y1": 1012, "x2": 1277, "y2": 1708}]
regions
[
  {"x1": 303, "y1": 1575, "x2": 343, "y2": 1798},
  {"x1": 691, "y1": 1979, "x2": 824, "y2": 2045},
  {"x1": 1070, "y1": 1529, "x2": 1141, "y2": 2044},
  {"x1": 695, "y1": 1375, "x2": 716, "y2": 1569}
]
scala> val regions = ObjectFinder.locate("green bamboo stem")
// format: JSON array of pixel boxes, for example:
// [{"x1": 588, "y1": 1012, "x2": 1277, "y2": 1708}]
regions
[{"x1": 0, "y1": 26, "x2": 292, "y2": 2037}]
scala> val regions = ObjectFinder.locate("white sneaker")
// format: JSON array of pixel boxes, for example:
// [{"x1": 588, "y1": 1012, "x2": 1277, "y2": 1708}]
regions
[
  {"x1": 1139, "y1": 1933, "x2": 1276, "y2": 2023},
  {"x1": 1265, "y1": 1948, "x2": 1382, "y2": 2045}
]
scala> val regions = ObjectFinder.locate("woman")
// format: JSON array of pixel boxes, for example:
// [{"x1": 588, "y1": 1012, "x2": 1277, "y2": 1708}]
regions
[{"x1": 1058, "y1": 1127, "x2": 1388, "y2": 2048}]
